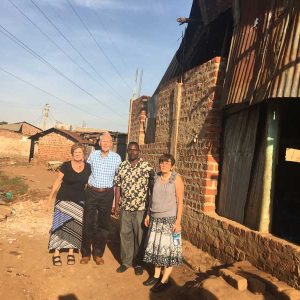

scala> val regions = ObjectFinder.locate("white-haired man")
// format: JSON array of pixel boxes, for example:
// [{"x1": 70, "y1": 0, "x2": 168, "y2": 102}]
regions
[{"x1": 80, "y1": 132, "x2": 121, "y2": 265}]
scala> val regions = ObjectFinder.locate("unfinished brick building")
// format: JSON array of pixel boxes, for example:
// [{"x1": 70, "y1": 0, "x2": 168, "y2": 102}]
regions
[{"x1": 128, "y1": 0, "x2": 300, "y2": 289}]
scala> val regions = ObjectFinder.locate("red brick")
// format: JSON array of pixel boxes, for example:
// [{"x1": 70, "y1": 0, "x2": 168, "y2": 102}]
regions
[
  {"x1": 202, "y1": 203, "x2": 216, "y2": 213},
  {"x1": 213, "y1": 57, "x2": 221, "y2": 63}
]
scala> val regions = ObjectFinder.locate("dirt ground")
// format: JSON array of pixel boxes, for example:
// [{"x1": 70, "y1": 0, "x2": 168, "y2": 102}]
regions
[{"x1": 0, "y1": 159, "x2": 209, "y2": 300}]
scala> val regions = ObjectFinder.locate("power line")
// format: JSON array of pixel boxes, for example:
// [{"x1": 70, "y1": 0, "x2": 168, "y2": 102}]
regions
[
  {"x1": 0, "y1": 23, "x2": 125, "y2": 119},
  {"x1": 29, "y1": 113, "x2": 44, "y2": 126},
  {"x1": 92, "y1": 10, "x2": 129, "y2": 71},
  {"x1": 7, "y1": 0, "x2": 103, "y2": 88},
  {"x1": 0, "y1": 65, "x2": 107, "y2": 121},
  {"x1": 30, "y1": 0, "x2": 127, "y2": 103},
  {"x1": 66, "y1": 0, "x2": 131, "y2": 90}
]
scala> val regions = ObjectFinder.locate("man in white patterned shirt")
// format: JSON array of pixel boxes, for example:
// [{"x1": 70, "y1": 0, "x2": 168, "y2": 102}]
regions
[{"x1": 80, "y1": 132, "x2": 121, "y2": 265}]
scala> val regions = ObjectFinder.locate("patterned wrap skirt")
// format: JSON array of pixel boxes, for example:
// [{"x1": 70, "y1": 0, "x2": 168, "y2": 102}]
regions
[
  {"x1": 48, "y1": 199, "x2": 84, "y2": 251},
  {"x1": 143, "y1": 216, "x2": 182, "y2": 267}
]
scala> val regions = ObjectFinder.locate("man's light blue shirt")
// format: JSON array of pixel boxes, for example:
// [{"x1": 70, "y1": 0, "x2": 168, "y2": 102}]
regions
[{"x1": 87, "y1": 150, "x2": 121, "y2": 188}]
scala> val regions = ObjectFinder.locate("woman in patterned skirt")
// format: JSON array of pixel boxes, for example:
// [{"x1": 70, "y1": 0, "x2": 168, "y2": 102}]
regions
[
  {"x1": 46, "y1": 143, "x2": 91, "y2": 266},
  {"x1": 143, "y1": 153, "x2": 184, "y2": 293}
]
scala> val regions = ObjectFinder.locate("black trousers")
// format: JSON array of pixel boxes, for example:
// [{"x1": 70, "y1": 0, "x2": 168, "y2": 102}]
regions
[{"x1": 81, "y1": 188, "x2": 114, "y2": 257}]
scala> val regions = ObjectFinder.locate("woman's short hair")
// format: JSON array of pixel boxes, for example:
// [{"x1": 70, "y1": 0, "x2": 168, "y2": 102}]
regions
[
  {"x1": 71, "y1": 143, "x2": 85, "y2": 155},
  {"x1": 159, "y1": 153, "x2": 175, "y2": 166}
]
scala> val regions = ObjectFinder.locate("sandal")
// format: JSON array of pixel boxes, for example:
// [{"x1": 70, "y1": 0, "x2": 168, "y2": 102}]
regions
[
  {"x1": 52, "y1": 256, "x2": 62, "y2": 266},
  {"x1": 67, "y1": 254, "x2": 75, "y2": 265}
]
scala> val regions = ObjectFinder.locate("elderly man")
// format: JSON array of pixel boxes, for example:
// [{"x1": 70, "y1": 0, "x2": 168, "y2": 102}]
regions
[
  {"x1": 80, "y1": 132, "x2": 121, "y2": 265},
  {"x1": 114, "y1": 141, "x2": 154, "y2": 275}
]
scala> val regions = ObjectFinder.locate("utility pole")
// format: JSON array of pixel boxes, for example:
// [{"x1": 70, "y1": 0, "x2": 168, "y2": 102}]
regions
[
  {"x1": 132, "y1": 68, "x2": 138, "y2": 99},
  {"x1": 137, "y1": 69, "x2": 143, "y2": 98},
  {"x1": 42, "y1": 103, "x2": 50, "y2": 131}
]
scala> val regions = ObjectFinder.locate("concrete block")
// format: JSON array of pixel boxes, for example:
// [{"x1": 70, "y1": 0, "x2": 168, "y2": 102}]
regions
[
  {"x1": 219, "y1": 268, "x2": 247, "y2": 291},
  {"x1": 247, "y1": 277, "x2": 266, "y2": 295}
]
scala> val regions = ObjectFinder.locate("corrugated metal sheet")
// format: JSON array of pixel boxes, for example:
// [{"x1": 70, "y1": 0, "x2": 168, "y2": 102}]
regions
[
  {"x1": 217, "y1": 106, "x2": 260, "y2": 223},
  {"x1": 223, "y1": 0, "x2": 300, "y2": 106}
]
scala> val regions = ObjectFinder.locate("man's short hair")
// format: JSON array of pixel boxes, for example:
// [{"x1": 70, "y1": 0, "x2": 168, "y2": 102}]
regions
[{"x1": 127, "y1": 141, "x2": 139, "y2": 150}]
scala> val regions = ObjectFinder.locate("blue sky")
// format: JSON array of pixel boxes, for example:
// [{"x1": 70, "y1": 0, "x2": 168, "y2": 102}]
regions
[{"x1": 0, "y1": 0, "x2": 192, "y2": 131}]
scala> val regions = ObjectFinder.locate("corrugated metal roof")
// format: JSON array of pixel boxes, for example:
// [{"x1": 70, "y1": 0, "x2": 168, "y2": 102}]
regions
[
  {"x1": 29, "y1": 127, "x2": 92, "y2": 145},
  {"x1": 0, "y1": 123, "x2": 22, "y2": 132},
  {"x1": 0, "y1": 121, "x2": 42, "y2": 132},
  {"x1": 223, "y1": 0, "x2": 300, "y2": 106}
]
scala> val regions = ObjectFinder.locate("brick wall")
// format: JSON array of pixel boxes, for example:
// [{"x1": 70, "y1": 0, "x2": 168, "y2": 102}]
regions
[
  {"x1": 138, "y1": 56, "x2": 300, "y2": 288},
  {"x1": 184, "y1": 208, "x2": 300, "y2": 289},
  {"x1": 35, "y1": 132, "x2": 74, "y2": 162},
  {"x1": 21, "y1": 123, "x2": 42, "y2": 136},
  {"x1": 140, "y1": 142, "x2": 169, "y2": 170},
  {"x1": 152, "y1": 57, "x2": 223, "y2": 212},
  {"x1": 177, "y1": 58, "x2": 223, "y2": 213}
]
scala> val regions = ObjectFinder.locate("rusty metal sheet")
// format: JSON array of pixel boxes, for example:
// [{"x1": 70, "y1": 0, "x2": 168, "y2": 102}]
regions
[{"x1": 223, "y1": 0, "x2": 300, "y2": 106}]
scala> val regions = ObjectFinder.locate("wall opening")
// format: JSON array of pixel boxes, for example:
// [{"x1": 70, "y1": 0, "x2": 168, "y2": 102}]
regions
[{"x1": 272, "y1": 101, "x2": 300, "y2": 244}]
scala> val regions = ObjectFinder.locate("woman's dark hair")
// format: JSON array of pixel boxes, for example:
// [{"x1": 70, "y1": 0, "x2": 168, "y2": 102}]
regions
[
  {"x1": 159, "y1": 153, "x2": 175, "y2": 166},
  {"x1": 71, "y1": 143, "x2": 85, "y2": 155}
]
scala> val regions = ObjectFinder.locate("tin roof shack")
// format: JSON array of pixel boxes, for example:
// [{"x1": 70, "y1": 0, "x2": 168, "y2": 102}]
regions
[
  {"x1": 218, "y1": 0, "x2": 300, "y2": 240},
  {"x1": 216, "y1": 0, "x2": 300, "y2": 288},
  {"x1": 74, "y1": 129, "x2": 128, "y2": 161},
  {"x1": 29, "y1": 128, "x2": 93, "y2": 162},
  {"x1": 134, "y1": 0, "x2": 300, "y2": 289},
  {"x1": 0, "y1": 122, "x2": 42, "y2": 159}
]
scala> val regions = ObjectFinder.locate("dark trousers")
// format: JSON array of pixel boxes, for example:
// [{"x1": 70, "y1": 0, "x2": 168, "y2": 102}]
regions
[
  {"x1": 120, "y1": 210, "x2": 146, "y2": 267},
  {"x1": 81, "y1": 188, "x2": 114, "y2": 257}
]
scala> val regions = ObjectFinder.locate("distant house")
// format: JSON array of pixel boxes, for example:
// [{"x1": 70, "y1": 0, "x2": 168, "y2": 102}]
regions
[
  {"x1": 73, "y1": 128, "x2": 128, "y2": 161},
  {"x1": 29, "y1": 127, "x2": 128, "y2": 162},
  {"x1": 0, "y1": 121, "x2": 42, "y2": 136},
  {"x1": 29, "y1": 128, "x2": 93, "y2": 162},
  {"x1": 0, "y1": 121, "x2": 42, "y2": 158}
]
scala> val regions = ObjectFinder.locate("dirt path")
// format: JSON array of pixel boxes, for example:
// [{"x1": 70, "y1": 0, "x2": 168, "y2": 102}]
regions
[{"x1": 0, "y1": 161, "x2": 201, "y2": 300}]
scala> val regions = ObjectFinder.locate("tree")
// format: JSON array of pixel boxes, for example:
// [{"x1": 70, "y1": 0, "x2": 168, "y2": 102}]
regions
[{"x1": 0, "y1": 121, "x2": 8, "y2": 125}]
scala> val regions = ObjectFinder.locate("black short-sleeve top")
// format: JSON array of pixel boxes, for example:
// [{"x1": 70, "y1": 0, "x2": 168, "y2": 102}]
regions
[{"x1": 56, "y1": 161, "x2": 91, "y2": 203}]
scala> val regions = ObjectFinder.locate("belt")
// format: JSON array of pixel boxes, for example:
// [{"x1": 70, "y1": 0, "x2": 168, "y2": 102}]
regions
[{"x1": 87, "y1": 185, "x2": 113, "y2": 193}]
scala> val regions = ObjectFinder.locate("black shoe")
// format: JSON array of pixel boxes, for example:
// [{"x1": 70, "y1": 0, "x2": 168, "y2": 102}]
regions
[
  {"x1": 150, "y1": 281, "x2": 170, "y2": 293},
  {"x1": 116, "y1": 264, "x2": 128, "y2": 273},
  {"x1": 143, "y1": 276, "x2": 160, "y2": 286},
  {"x1": 134, "y1": 266, "x2": 143, "y2": 275}
]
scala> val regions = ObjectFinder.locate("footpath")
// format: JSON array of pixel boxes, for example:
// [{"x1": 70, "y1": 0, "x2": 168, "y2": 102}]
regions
[{"x1": 0, "y1": 160, "x2": 299, "y2": 300}]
